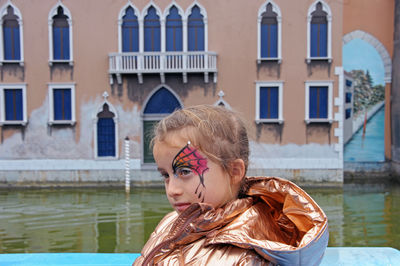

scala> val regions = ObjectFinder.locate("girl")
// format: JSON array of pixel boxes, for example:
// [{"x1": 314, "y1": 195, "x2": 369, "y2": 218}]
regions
[{"x1": 134, "y1": 105, "x2": 328, "y2": 265}]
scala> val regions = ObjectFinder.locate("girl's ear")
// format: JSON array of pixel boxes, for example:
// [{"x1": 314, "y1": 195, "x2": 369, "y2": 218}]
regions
[{"x1": 229, "y1": 159, "x2": 246, "y2": 185}]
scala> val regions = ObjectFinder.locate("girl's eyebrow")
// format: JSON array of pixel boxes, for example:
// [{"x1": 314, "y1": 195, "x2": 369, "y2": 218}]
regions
[{"x1": 157, "y1": 167, "x2": 166, "y2": 172}]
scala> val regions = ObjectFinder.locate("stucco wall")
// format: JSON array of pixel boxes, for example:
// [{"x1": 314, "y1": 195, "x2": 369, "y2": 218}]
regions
[{"x1": 0, "y1": 0, "x2": 345, "y2": 182}]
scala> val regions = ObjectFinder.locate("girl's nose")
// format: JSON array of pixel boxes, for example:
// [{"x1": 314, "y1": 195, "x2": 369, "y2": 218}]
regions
[{"x1": 166, "y1": 175, "x2": 183, "y2": 197}]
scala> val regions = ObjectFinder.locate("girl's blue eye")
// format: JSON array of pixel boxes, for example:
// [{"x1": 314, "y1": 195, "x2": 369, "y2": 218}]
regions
[{"x1": 175, "y1": 168, "x2": 193, "y2": 178}]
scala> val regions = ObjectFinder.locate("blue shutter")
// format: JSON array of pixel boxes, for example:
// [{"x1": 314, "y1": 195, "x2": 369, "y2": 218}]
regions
[
  {"x1": 309, "y1": 87, "x2": 318, "y2": 118},
  {"x1": 62, "y1": 27, "x2": 70, "y2": 60},
  {"x1": 122, "y1": 8, "x2": 139, "y2": 52},
  {"x1": 269, "y1": 87, "x2": 278, "y2": 118},
  {"x1": 5, "y1": 89, "x2": 22, "y2": 121},
  {"x1": 3, "y1": 26, "x2": 12, "y2": 60},
  {"x1": 260, "y1": 87, "x2": 278, "y2": 119},
  {"x1": 310, "y1": 86, "x2": 328, "y2": 119},
  {"x1": 319, "y1": 23, "x2": 327, "y2": 57},
  {"x1": 260, "y1": 87, "x2": 268, "y2": 118},
  {"x1": 53, "y1": 27, "x2": 61, "y2": 59},
  {"x1": 319, "y1": 86, "x2": 328, "y2": 118},
  {"x1": 188, "y1": 6, "x2": 204, "y2": 51},
  {"x1": 269, "y1": 24, "x2": 277, "y2": 57},
  {"x1": 260, "y1": 24, "x2": 268, "y2": 58},
  {"x1": 54, "y1": 89, "x2": 63, "y2": 120},
  {"x1": 144, "y1": 7, "x2": 160, "y2": 52},
  {"x1": 13, "y1": 27, "x2": 20, "y2": 60},
  {"x1": 261, "y1": 24, "x2": 277, "y2": 58},
  {"x1": 64, "y1": 89, "x2": 71, "y2": 120},
  {"x1": 310, "y1": 23, "x2": 318, "y2": 57},
  {"x1": 54, "y1": 89, "x2": 72, "y2": 120},
  {"x1": 166, "y1": 7, "x2": 183, "y2": 52},
  {"x1": 144, "y1": 87, "x2": 181, "y2": 114},
  {"x1": 97, "y1": 118, "x2": 115, "y2": 157}
]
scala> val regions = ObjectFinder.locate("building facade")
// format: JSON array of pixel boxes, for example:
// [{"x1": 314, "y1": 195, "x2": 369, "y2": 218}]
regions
[{"x1": 0, "y1": 0, "x2": 350, "y2": 185}]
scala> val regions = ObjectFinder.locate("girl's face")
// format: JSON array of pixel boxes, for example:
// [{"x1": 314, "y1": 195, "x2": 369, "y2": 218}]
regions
[{"x1": 153, "y1": 134, "x2": 235, "y2": 213}]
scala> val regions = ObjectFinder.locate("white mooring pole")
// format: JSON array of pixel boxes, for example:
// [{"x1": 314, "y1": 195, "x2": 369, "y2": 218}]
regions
[{"x1": 124, "y1": 137, "x2": 130, "y2": 193}]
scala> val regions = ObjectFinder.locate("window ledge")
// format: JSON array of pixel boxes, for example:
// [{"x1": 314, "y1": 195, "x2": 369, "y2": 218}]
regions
[
  {"x1": 48, "y1": 120, "x2": 76, "y2": 126},
  {"x1": 256, "y1": 119, "x2": 283, "y2": 124},
  {"x1": 305, "y1": 118, "x2": 333, "y2": 124},
  {"x1": 49, "y1": 60, "x2": 74, "y2": 66},
  {"x1": 306, "y1": 57, "x2": 332, "y2": 64},
  {"x1": 94, "y1": 157, "x2": 119, "y2": 161},
  {"x1": 0, "y1": 60, "x2": 24, "y2": 66},
  {"x1": 257, "y1": 58, "x2": 282, "y2": 64},
  {"x1": 0, "y1": 120, "x2": 27, "y2": 126}
]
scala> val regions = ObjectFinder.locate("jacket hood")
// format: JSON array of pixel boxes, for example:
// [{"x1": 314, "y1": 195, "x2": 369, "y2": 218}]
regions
[
  {"x1": 176, "y1": 176, "x2": 328, "y2": 252},
  {"x1": 140, "y1": 176, "x2": 329, "y2": 265}
]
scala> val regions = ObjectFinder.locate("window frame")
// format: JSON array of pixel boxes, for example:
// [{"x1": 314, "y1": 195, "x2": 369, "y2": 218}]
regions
[
  {"x1": 306, "y1": 1, "x2": 332, "y2": 63},
  {"x1": 93, "y1": 94, "x2": 119, "y2": 160},
  {"x1": 0, "y1": 3, "x2": 24, "y2": 65},
  {"x1": 305, "y1": 81, "x2": 333, "y2": 124},
  {"x1": 48, "y1": 83, "x2": 76, "y2": 125},
  {"x1": 0, "y1": 83, "x2": 27, "y2": 125},
  {"x1": 48, "y1": 3, "x2": 73, "y2": 65},
  {"x1": 255, "y1": 81, "x2": 283, "y2": 124},
  {"x1": 257, "y1": 0, "x2": 282, "y2": 63},
  {"x1": 165, "y1": 5, "x2": 183, "y2": 52},
  {"x1": 141, "y1": 85, "x2": 183, "y2": 166},
  {"x1": 118, "y1": 4, "x2": 141, "y2": 53}
]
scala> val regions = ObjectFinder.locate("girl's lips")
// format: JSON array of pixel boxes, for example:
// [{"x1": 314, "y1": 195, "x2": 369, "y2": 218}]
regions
[{"x1": 174, "y1": 203, "x2": 191, "y2": 212}]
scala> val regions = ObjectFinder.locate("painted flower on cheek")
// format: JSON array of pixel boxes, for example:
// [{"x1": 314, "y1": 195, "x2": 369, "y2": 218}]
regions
[{"x1": 172, "y1": 142, "x2": 209, "y2": 202}]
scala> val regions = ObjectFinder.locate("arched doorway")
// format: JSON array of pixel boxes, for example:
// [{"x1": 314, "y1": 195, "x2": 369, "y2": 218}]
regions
[{"x1": 142, "y1": 86, "x2": 182, "y2": 164}]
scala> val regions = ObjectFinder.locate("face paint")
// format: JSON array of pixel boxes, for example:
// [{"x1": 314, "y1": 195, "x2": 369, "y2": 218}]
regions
[{"x1": 172, "y1": 141, "x2": 209, "y2": 202}]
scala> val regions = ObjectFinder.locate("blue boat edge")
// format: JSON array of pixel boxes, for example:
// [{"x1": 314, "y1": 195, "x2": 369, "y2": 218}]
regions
[{"x1": 0, "y1": 247, "x2": 399, "y2": 265}]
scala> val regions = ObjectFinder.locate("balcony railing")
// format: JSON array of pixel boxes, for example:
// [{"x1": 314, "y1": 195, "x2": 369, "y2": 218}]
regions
[{"x1": 109, "y1": 51, "x2": 217, "y2": 84}]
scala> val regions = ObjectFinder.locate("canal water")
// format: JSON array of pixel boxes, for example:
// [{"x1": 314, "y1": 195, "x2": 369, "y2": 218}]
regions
[{"x1": 0, "y1": 185, "x2": 399, "y2": 253}]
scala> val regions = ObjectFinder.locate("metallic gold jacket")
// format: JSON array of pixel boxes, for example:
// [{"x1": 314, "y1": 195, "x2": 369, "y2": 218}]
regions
[{"x1": 133, "y1": 176, "x2": 329, "y2": 265}]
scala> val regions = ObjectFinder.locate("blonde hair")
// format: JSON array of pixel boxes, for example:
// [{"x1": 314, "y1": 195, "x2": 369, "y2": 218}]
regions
[{"x1": 152, "y1": 105, "x2": 249, "y2": 174}]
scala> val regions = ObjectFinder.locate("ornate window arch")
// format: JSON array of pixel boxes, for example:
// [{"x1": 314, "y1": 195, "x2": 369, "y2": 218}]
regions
[
  {"x1": 0, "y1": 2, "x2": 23, "y2": 64},
  {"x1": 307, "y1": 0, "x2": 332, "y2": 63},
  {"x1": 141, "y1": 3, "x2": 162, "y2": 52},
  {"x1": 48, "y1": 3, "x2": 73, "y2": 65},
  {"x1": 118, "y1": 3, "x2": 141, "y2": 53},
  {"x1": 164, "y1": 4, "x2": 184, "y2": 52},
  {"x1": 94, "y1": 92, "x2": 119, "y2": 159},
  {"x1": 257, "y1": 0, "x2": 282, "y2": 63},
  {"x1": 185, "y1": 3, "x2": 208, "y2": 52},
  {"x1": 141, "y1": 85, "x2": 182, "y2": 164}
]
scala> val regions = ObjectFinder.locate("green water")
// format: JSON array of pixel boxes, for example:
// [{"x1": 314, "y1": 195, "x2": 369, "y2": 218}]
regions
[{"x1": 0, "y1": 185, "x2": 399, "y2": 253}]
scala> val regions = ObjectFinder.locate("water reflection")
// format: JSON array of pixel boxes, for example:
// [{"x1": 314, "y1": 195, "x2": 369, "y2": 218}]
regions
[{"x1": 0, "y1": 185, "x2": 399, "y2": 253}]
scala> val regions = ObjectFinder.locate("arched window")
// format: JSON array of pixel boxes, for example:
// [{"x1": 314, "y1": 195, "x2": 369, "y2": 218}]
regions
[
  {"x1": 2, "y1": 5, "x2": 20, "y2": 61},
  {"x1": 166, "y1": 6, "x2": 182, "y2": 51},
  {"x1": 307, "y1": 1, "x2": 331, "y2": 62},
  {"x1": 142, "y1": 87, "x2": 182, "y2": 163},
  {"x1": 144, "y1": 7, "x2": 160, "y2": 52},
  {"x1": 122, "y1": 7, "x2": 139, "y2": 52},
  {"x1": 52, "y1": 7, "x2": 70, "y2": 60},
  {"x1": 310, "y1": 3, "x2": 327, "y2": 57},
  {"x1": 97, "y1": 103, "x2": 116, "y2": 157},
  {"x1": 260, "y1": 4, "x2": 277, "y2": 58},
  {"x1": 257, "y1": 1, "x2": 281, "y2": 62},
  {"x1": 187, "y1": 6, "x2": 204, "y2": 51}
]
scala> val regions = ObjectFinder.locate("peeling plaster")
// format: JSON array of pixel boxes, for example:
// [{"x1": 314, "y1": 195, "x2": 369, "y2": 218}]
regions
[{"x1": 0, "y1": 95, "x2": 142, "y2": 159}]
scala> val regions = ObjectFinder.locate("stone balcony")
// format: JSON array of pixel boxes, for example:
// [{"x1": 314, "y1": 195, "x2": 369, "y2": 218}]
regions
[{"x1": 108, "y1": 51, "x2": 217, "y2": 84}]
